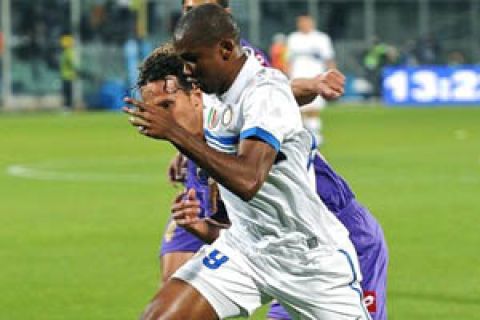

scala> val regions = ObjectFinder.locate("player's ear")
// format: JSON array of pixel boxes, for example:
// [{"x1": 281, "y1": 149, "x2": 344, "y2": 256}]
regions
[{"x1": 219, "y1": 39, "x2": 235, "y2": 61}]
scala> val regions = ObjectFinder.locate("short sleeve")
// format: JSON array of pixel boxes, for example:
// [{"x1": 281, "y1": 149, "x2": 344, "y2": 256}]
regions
[
  {"x1": 321, "y1": 34, "x2": 335, "y2": 60},
  {"x1": 239, "y1": 81, "x2": 299, "y2": 152}
]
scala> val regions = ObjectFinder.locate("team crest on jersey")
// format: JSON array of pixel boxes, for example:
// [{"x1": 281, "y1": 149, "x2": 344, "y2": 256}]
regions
[
  {"x1": 221, "y1": 105, "x2": 233, "y2": 126},
  {"x1": 207, "y1": 108, "x2": 220, "y2": 129}
]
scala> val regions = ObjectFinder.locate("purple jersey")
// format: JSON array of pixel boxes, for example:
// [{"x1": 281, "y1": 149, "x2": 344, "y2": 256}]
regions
[
  {"x1": 267, "y1": 154, "x2": 388, "y2": 320},
  {"x1": 160, "y1": 160, "x2": 217, "y2": 255},
  {"x1": 184, "y1": 160, "x2": 213, "y2": 218}
]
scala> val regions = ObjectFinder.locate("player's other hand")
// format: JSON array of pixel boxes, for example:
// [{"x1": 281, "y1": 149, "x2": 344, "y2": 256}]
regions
[
  {"x1": 315, "y1": 69, "x2": 345, "y2": 101},
  {"x1": 123, "y1": 96, "x2": 176, "y2": 140},
  {"x1": 168, "y1": 152, "x2": 187, "y2": 185},
  {"x1": 171, "y1": 188, "x2": 201, "y2": 227}
]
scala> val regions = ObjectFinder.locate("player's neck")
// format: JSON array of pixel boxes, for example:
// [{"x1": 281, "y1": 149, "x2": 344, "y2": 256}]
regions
[{"x1": 220, "y1": 52, "x2": 247, "y2": 95}]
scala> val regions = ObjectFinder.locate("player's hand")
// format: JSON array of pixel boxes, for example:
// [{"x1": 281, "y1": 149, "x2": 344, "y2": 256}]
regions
[
  {"x1": 171, "y1": 188, "x2": 202, "y2": 227},
  {"x1": 313, "y1": 69, "x2": 346, "y2": 101},
  {"x1": 168, "y1": 152, "x2": 187, "y2": 185},
  {"x1": 123, "y1": 97, "x2": 176, "y2": 140}
]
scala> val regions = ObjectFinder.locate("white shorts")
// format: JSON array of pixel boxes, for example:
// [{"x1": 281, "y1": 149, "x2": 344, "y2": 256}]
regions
[{"x1": 173, "y1": 233, "x2": 371, "y2": 320}]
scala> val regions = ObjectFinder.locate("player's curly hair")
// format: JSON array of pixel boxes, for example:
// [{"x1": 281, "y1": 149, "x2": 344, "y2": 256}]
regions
[{"x1": 136, "y1": 43, "x2": 193, "y2": 92}]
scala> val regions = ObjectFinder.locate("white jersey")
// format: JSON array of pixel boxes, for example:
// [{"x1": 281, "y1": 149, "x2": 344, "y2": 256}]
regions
[
  {"x1": 287, "y1": 30, "x2": 334, "y2": 79},
  {"x1": 202, "y1": 51, "x2": 349, "y2": 254},
  {"x1": 175, "y1": 51, "x2": 369, "y2": 320}
]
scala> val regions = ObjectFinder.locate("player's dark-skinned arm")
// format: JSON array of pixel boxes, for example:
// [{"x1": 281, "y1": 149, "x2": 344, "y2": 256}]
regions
[
  {"x1": 171, "y1": 132, "x2": 276, "y2": 202},
  {"x1": 291, "y1": 69, "x2": 346, "y2": 106},
  {"x1": 124, "y1": 97, "x2": 277, "y2": 202},
  {"x1": 164, "y1": 69, "x2": 345, "y2": 180},
  {"x1": 188, "y1": 139, "x2": 274, "y2": 201}
]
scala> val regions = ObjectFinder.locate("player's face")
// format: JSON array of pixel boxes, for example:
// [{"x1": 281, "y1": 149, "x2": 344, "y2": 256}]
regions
[
  {"x1": 183, "y1": 0, "x2": 221, "y2": 13},
  {"x1": 140, "y1": 79, "x2": 203, "y2": 137},
  {"x1": 175, "y1": 42, "x2": 229, "y2": 95},
  {"x1": 297, "y1": 16, "x2": 314, "y2": 33}
]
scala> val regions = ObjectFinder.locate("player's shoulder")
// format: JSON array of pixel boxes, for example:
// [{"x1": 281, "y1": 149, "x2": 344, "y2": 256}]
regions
[
  {"x1": 250, "y1": 67, "x2": 290, "y2": 96},
  {"x1": 313, "y1": 30, "x2": 331, "y2": 40},
  {"x1": 288, "y1": 31, "x2": 302, "y2": 38},
  {"x1": 238, "y1": 50, "x2": 289, "y2": 94},
  {"x1": 257, "y1": 66, "x2": 288, "y2": 83},
  {"x1": 240, "y1": 67, "x2": 295, "y2": 114},
  {"x1": 287, "y1": 32, "x2": 302, "y2": 43}
]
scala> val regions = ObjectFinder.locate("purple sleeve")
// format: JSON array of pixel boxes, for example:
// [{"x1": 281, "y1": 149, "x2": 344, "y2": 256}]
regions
[{"x1": 185, "y1": 160, "x2": 214, "y2": 218}]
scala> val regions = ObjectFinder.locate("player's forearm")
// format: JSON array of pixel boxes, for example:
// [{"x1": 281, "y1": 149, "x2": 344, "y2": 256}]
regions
[
  {"x1": 167, "y1": 125, "x2": 266, "y2": 201},
  {"x1": 291, "y1": 78, "x2": 318, "y2": 106},
  {"x1": 291, "y1": 70, "x2": 345, "y2": 104}
]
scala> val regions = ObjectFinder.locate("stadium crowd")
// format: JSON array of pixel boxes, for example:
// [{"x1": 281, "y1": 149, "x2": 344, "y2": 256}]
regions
[{"x1": 5, "y1": 0, "x2": 474, "y2": 108}]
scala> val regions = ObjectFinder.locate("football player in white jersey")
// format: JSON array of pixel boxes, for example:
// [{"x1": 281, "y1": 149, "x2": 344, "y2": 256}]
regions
[
  {"x1": 161, "y1": 0, "x2": 345, "y2": 289},
  {"x1": 125, "y1": 5, "x2": 370, "y2": 320},
  {"x1": 288, "y1": 15, "x2": 337, "y2": 145}
]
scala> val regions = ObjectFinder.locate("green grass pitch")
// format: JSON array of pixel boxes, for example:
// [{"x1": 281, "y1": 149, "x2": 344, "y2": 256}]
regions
[{"x1": 1, "y1": 105, "x2": 479, "y2": 319}]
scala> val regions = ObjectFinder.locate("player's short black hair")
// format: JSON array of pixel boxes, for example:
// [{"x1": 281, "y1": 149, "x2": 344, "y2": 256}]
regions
[
  {"x1": 174, "y1": 3, "x2": 239, "y2": 48},
  {"x1": 136, "y1": 43, "x2": 192, "y2": 92},
  {"x1": 181, "y1": 0, "x2": 229, "y2": 8}
]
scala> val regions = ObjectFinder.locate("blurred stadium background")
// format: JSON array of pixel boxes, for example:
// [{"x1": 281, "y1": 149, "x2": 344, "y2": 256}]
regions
[
  {"x1": 1, "y1": 0, "x2": 480, "y2": 319},
  {"x1": 2, "y1": 0, "x2": 480, "y2": 109}
]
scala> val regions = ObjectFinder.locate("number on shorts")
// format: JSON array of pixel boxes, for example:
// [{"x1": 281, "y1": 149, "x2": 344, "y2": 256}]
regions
[{"x1": 203, "y1": 249, "x2": 229, "y2": 270}]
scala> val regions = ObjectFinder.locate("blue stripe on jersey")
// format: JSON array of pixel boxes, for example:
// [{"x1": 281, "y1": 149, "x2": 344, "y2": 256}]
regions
[
  {"x1": 307, "y1": 132, "x2": 318, "y2": 170},
  {"x1": 204, "y1": 130, "x2": 239, "y2": 145},
  {"x1": 240, "y1": 127, "x2": 280, "y2": 152},
  {"x1": 310, "y1": 132, "x2": 318, "y2": 151},
  {"x1": 205, "y1": 137, "x2": 237, "y2": 154},
  {"x1": 338, "y1": 249, "x2": 372, "y2": 319}
]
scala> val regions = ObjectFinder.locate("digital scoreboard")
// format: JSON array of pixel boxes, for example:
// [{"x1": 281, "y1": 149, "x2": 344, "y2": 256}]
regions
[{"x1": 382, "y1": 66, "x2": 480, "y2": 106}]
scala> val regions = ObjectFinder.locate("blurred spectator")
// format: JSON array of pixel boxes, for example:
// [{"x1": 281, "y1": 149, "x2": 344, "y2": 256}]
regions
[
  {"x1": 363, "y1": 38, "x2": 399, "y2": 98},
  {"x1": 80, "y1": 0, "x2": 135, "y2": 44},
  {"x1": 398, "y1": 39, "x2": 419, "y2": 66},
  {"x1": 269, "y1": 33, "x2": 288, "y2": 74},
  {"x1": 287, "y1": 15, "x2": 336, "y2": 146},
  {"x1": 415, "y1": 34, "x2": 442, "y2": 65},
  {"x1": 447, "y1": 50, "x2": 466, "y2": 66},
  {"x1": 60, "y1": 35, "x2": 77, "y2": 110},
  {"x1": 80, "y1": 4, "x2": 107, "y2": 42}
]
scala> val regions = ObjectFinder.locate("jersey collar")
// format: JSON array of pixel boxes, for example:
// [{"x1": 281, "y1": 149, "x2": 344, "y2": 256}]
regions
[{"x1": 220, "y1": 48, "x2": 262, "y2": 105}]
